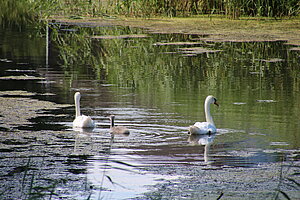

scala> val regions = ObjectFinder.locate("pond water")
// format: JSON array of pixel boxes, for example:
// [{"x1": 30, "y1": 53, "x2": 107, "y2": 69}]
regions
[{"x1": 0, "y1": 23, "x2": 299, "y2": 200}]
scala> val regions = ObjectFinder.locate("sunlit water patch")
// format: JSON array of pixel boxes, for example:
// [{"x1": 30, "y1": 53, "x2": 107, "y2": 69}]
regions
[{"x1": 87, "y1": 153, "x2": 181, "y2": 199}]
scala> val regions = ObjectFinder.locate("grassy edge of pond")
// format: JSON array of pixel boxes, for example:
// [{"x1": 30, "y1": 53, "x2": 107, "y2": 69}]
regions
[{"x1": 50, "y1": 15, "x2": 300, "y2": 46}]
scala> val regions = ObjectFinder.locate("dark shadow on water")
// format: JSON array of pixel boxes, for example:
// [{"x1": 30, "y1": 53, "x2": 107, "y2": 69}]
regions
[
  {"x1": 14, "y1": 105, "x2": 77, "y2": 132},
  {"x1": 17, "y1": 123, "x2": 68, "y2": 131}
]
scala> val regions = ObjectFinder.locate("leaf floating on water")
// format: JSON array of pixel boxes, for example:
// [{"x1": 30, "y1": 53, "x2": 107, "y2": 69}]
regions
[
  {"x1": 69, "y1": 15, "x2": 84, "y2": 20},
  {"x1": 60, "y1": 28, "x2": 78, "y2": 32},
  {"x1": 249, "y1": 132, "x2": 266, "y2": 136},
  {"x1": 260, "y1": 58, "x2": 284, "y2": 63},
  {"x1": 270, "y1": 142, "x2": 289, "y2": 146},
  {"x1": 179, "y1": 47, "x2": 222, "y2": 55},
  {"x1": 0, "y1": 58, "x2": 12, "y2": 63},
  {"x1": 16, "y1": 62, "x2": 29, "y2": 65},
  {"x1": 0, "y1": 90, "x2": 36, "y2": 96},
  {"x1": 37, "y1": 80, "x2": 57, "y2": 84},
  {"x1": 233, "y1": 102, "x2": 247, "y2": 105},
  {"x1": 182, "y1": 54, "x2": 197, "y2": 57},
  {"x1": 0, "y1": 75, "x2": 45, "y2": 80},
  {"x1": 91, "y1": 34, "x2": 148, "y2": 39},
  {"x1": 290, "y1": 47, "x2": 300, "y2": 51},
  {"x1": 161, "y1": 51, "x2": 178, "y2": 55},
  {"x1": 256, "y1": 99, "x2": 277, "y2": 103},
  {"x1": 6, "y1": 69, "x2": 36, "y2": 73},
  {"x1": 153, "y1": 41, "x2": 202, "y2": 46},
  {"x1": 249, "y1": 71, "x2": 262, "y2": 75}
]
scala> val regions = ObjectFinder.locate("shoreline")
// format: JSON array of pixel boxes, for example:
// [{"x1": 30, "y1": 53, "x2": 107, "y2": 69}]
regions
[{"x1": 50, "y1": 15, "x2": 300, "y2": 46}]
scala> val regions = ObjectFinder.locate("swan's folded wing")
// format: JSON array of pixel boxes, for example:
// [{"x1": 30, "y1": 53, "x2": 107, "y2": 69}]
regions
[
  {"x1": 189, "y1": 125, "x2": 200, "y2": 134},
  {"x1": 189, "y1": 122, "x2": 216, "y2": 134},
  {"x1": 73, "y1": 115, "x2": 95, "y2": 128}
]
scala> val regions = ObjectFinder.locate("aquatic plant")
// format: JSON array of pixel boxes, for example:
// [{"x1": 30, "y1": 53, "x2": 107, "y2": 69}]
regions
[
  {"x1": 107, "y1": 0, "x2": 299, "y2": 18},
  {"x1": 1, "y1": 0, "x2": 299, "y2": 27},
  {"x1": 0, "y1": 0, "x2": 54, "y2": 28}
]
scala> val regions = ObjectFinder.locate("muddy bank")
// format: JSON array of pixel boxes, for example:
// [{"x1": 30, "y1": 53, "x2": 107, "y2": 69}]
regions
[{"x1": 51, "y1": 16, "x2": 300, "y2": 46}]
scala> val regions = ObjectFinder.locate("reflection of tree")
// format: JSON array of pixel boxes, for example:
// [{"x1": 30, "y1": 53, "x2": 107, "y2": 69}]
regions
[
  {"x1": 0, "y1": 28, "x2": 45, "y2": 64},
  {"x1": 51, "y1": 25, "x2": 300, "y2": 97}
]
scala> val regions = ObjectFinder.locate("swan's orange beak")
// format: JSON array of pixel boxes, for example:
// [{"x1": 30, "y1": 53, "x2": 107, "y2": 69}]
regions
[{"x1": 214, "y1": 102, "x2": 219, "y2": 107}]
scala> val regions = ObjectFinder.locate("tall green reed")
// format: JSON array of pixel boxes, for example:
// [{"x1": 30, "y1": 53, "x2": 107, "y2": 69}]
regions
[
  {"x1": 106, "y1": 0, "x2": 299, "y2": 18},
  {"x1": 0, "y1": 0, "x2": 56, "y2": 28},
  {"x1": 0, "y1": 0, "x2": 298, "y2": 28}
]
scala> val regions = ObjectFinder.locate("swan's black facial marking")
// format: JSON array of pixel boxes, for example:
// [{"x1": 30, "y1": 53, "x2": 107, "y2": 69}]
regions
[{"x1": 213, "y1": 98, "x2": 219, "y2": 106}]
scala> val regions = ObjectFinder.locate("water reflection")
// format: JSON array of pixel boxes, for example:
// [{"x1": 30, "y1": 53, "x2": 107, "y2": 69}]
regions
[
  {"x1": 73, "y1": 127, "x2": 95, "y2": 133},
  {"x1": 188, "y1": 134, "x2": 215, "y2": 163},
  {"x1": 46, "y1": 24, "x2": 300, "y2": 150},
  {"x1": 88, "y1": 153, "x2": 180, "y2": 199}
]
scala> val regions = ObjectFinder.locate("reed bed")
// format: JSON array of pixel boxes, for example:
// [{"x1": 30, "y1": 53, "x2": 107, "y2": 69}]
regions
[
  {"x1": 1, "y1": 0, "x2": 299, "y2": 28},
  {"x1": 99, "y1": 0, "x2": 300, "y2": 18}
]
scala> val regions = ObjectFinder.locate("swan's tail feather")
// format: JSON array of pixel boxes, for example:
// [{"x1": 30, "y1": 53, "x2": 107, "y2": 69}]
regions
[{"x1": 188, "y1": 126, "x2": 201, "y2": 135}]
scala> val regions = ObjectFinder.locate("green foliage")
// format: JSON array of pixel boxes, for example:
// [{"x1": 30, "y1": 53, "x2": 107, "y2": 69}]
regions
[
  {"x1": 107, "y1": 0, "x2": 300, "y2": 18},
  {"x1": 0, "y1": 0, "x2": 299, "y2": 28},
  {"x1": 54, "y1": 0, "x2": 105, "y2": 17},
  {"x1": 0, "y1": 0, "x2": 57, "y2": 28}
]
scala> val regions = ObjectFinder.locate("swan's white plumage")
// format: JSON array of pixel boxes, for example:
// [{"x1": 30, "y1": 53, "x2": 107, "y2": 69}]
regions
[
  {"x1": 72, "y1": 92, "x2": 95, "y2": 128},
  {"x1": 189, "y1": 122, "x2": 217, "y2": 135},
  {"x1": 189, "y1": 95, "x2": 218, "y2": 135},
  {"x1": 73, "y1": 115, "x2": 95, "y2": 128}
]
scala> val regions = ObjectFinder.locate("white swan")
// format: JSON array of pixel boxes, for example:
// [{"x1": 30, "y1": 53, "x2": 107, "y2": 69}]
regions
[
  {"x1": 72, "y1": 92, "x2": 95, "y2": 128},
  {"x1": 188, "y1": 95, "x2": 219, "y2": 135},
  {"x1": 109, "y1": 115, "x2": 130, "y2": 135}
]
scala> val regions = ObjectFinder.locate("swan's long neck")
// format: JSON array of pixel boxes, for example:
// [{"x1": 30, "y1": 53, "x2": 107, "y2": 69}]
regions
[
  {"x1": 204, "y1": 98, "x2": 214, "y2": 125},
  {"x1": 75, "y1": 95, "x2": 81, "y2": 117}
]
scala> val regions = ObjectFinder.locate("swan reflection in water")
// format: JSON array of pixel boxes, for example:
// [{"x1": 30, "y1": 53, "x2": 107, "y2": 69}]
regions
[
  {"x1": 73, "y1": 127, "x2": 95, "y2": 134},
  {"x1": 188, "y1": 134, "x2": 215, "y2": 163},
  {"x1": 73, "y1": 127, "x2": 97, "y2": 154}
]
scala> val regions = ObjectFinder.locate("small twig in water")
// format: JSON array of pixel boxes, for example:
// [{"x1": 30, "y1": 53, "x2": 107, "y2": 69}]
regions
[{"x1": 216, "y1": 192, "x2": 224, "y2": 200}]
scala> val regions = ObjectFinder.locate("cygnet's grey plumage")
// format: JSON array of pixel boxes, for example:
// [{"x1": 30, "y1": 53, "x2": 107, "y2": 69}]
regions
[{"x1": 109, "y1": 115, "x2": 130, "y2": 135}]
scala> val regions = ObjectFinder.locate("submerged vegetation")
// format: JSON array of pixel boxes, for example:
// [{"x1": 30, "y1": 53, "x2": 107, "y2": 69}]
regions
[{"x1": 0, "y1": 0, "x2": 299, "y2": 28}]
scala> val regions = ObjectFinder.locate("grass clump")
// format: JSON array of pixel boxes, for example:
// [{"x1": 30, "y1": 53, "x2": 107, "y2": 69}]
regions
[
  {"x1": 0, "y1": 0, "x2": 54, "y2": 28},
  {"x1": 1, "y1": 0, "x2": 299, "y2": 28}
]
